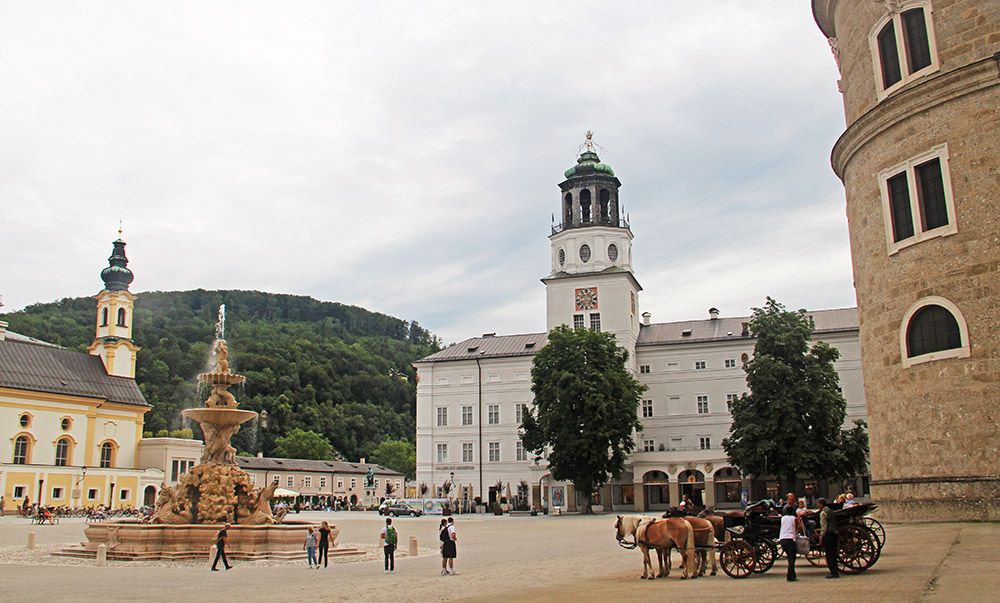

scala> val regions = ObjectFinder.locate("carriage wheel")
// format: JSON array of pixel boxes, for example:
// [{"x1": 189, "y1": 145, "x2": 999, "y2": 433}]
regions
[
  {"x1": 719, "y1": 541, "x2": 755, "y2": 579},
  {"x1": 750, "y1": 538, "x2": 777, "y2": 574},
  {"x1": 862, "y1": 517, "x2": 886, "y2": 548},
  {"x1": 805, "y1": 548, "x2": 827, "y2": 567},
  {"x1": 837, "y1": 524, "x2": 879, "y2": 574}
]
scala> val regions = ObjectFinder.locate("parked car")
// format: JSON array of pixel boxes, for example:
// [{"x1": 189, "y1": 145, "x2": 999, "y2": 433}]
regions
[
  {"x1": 378, "y1": 498, "x2": 398, "y2": 515},
  {"x1": 384, "y1": 502, "x2": 422, "y2": 517}
]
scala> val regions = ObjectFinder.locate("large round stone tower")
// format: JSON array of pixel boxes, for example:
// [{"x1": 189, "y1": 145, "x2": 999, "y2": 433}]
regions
[{"x1": 812, "y1": 1, "x2": 999, "y2": 520}]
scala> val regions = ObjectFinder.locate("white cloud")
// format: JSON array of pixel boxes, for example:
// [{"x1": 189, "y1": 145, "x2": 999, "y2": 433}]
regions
[{"x1": 0, "y1": 1, "x2": 853, "y2": 341}]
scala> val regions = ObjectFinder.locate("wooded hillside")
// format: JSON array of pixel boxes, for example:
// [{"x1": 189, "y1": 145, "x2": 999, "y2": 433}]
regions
[{"x1": 2, "y1": 290, "x2": 439, "y2": 461}]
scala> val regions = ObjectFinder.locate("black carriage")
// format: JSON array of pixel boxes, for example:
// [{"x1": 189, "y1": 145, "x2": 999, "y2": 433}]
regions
[{"x1": 718, "y1": 502, "x2": 883, "y2": 579}]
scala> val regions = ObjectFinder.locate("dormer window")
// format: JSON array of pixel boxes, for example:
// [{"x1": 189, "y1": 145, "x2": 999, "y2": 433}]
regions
[{"x1": 870, "y1": 3, "x2": 937, "y2": 100}]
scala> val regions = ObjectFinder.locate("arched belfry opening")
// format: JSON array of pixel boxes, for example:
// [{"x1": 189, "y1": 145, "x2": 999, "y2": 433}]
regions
[
  {"x1": 564, "y1": 193, "x2": 573, "y2": 226},
  {"x1": 599, "y1": 188, "x2": 611, "y2": 223},
  {"x1": 580, "y1": 189, "x2": 592, "y2": 223}
]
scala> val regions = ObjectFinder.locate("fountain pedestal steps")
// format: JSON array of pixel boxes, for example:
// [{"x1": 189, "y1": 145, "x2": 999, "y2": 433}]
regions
[{"x1": 55, "y1": 521, "x2": 362, "y2": 561}]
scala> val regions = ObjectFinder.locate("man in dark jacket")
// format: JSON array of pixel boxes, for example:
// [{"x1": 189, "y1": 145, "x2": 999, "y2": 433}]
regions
[
  {"x1": 211, "y1": 523, "x2": 232, "y2": 571},
  {"x1": 817, "y1": 499, "x2": 839, "y2": 578}
]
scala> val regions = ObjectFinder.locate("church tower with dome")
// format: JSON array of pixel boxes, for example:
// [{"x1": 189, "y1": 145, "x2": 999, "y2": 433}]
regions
[
  {"x1": 87, "y1": 231, "x2": 139, "y2": 378},
  {"x1": 543, "y1": 132, "x2": 642, "y2": 365}
]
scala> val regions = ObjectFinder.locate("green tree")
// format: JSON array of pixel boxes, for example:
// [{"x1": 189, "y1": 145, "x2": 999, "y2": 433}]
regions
[
  {"x1": 722, "y1": 298, "x2": 869, "y2": 492},
  {"x1": 273, "y1": 428, "x2": 336, "y2": 460},
  {"x1": 370, "y1": 438, "x2": 416, "y2": 481},
  {"x1": 521, "y1": 325, "x2": 645, "y2": 514}
]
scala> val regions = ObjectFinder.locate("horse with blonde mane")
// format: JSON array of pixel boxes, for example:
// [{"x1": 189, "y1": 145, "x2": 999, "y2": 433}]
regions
[{"x1": 615, "y1": 515, "x2": 696, "y2": 580}]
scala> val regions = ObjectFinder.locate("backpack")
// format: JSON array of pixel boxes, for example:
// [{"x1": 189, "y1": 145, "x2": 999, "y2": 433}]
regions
[
  {"x1": 385, "y1": 526, "x2": 397, "y2": 546},
  {"x1": 439, "y1": 527, "x2": 449, "y2": 542}
]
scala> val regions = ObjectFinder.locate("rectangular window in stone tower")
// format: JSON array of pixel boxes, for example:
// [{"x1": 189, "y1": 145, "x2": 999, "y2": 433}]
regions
[
  {"x1": 880, "y1": 144, "x2": 956, "y2": 255},
  {"x1": 870, "y1": 5, "x2": 938, "y2": 100}
]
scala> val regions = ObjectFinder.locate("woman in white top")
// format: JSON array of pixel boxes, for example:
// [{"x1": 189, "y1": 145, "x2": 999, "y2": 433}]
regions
[{"x1": 779, "y1": 505, "x2": 804, "y2": 581}]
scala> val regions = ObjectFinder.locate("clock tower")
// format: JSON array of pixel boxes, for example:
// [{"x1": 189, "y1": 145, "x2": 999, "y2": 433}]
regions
[{"x1": 543, "y1": 133, "x2": 642, "y2": 364}]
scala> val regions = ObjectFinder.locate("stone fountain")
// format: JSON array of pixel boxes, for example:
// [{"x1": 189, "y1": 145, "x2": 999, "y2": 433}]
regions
[{"x1": 58, "y1": 306, "x2": 361, "y2": 561}]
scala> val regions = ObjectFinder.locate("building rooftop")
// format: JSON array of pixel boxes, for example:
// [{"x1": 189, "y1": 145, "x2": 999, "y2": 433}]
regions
[
  {"x1": 637, "y1": 307, "x2": 859, "y2": 346},
  {"x1": 416, "y1": 307, "x2": 859, "y2": 363},
  {"x1": 416, "y1": 332, "x2": 548, "y2": 363},
  {"x1": 235, "y1": 456, "x2": 402, "y2": 476},
  {"x1": 0, "y1": 331, "x2": 148, "y2": 406}
]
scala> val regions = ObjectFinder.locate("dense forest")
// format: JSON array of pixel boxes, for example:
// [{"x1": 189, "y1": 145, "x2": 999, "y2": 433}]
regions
[{"x1": 2, "y1": 290, "x2": 439, "y2": 461}]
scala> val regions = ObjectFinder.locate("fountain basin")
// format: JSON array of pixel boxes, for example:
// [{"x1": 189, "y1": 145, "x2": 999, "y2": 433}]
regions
[
  {"x1": 57, "y1": 522, "x2": 361, "y2": 561},
  {"x1": 197, "y1": 371, "x2": 246, "y2": 386},
  {"x1": 182, "y1": 407, "x2": 257, "y2": 427}
]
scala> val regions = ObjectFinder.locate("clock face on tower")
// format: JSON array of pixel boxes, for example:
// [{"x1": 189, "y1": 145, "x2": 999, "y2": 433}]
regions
[{"x1": 575, "y1": 287, "x2": 599, "y2": 311}]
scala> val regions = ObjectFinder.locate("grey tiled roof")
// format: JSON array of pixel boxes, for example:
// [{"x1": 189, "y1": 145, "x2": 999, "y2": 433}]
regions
[
  {"x1": 416, "y1": 332, "x2": 548, "y2": 363},
  {"x1": 0, "y1": 333, "x2": 148, "y2": 406},
  {"x1": 637, "y1": 307, "x2": 859, "y2": 346},
  {"x1": 235, "y1": 456, "x2": 402, "y2": 476}
]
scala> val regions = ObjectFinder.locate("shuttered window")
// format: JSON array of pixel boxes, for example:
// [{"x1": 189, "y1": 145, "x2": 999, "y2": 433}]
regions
[
  {"x1": 916, "y1": 158, "x2": 948, "y2": 231},
  {"x1": 902, "y1": 8, "x2": 931, "y2": 73},
  {"x1": 887, "y1": 172, "x2": 915, "y2": 242},
  {"x1": 877, "y1": 22, "x2": 902, "y2": 88}
]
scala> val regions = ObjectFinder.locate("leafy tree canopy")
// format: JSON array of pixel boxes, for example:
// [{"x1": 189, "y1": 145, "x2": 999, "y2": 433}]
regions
[
  {"x1": 722, "y1": 298, "x2": 869, "y2": 487},
  {"x1": 370, "y1": 438, "x2": 416, "y2": 481},
  {"x1": 273, "y1": 428, "x2": 336, "y2": 460},
  {"x1": 521, "y1": 325, "x2": 645, "y2": 513},
  {"x1": 2, "y1": 289, "x2": 439, "y2": 461}
]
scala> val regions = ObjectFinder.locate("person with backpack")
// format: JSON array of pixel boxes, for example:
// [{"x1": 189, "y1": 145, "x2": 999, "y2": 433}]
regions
[
  {"x1": 380, "y1": 517, "x2": 397, "y2": 573},
  {"x1": 441, "y1": 516, "x2": 457, "y2": 575}
]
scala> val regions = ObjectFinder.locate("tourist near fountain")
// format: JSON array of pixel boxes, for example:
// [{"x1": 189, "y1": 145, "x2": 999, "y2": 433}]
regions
[{"x1": 60, "y1": 306, "x2": 360, "y2": 561}]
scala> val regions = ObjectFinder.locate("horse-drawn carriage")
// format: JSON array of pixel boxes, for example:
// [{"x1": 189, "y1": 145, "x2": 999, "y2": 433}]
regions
[
  {"x1": 714, "y1": 501, "x2": 884, "y2": 578},
  {"x1": 615, "y1": 502, "x2": 884, "y2": 581}
]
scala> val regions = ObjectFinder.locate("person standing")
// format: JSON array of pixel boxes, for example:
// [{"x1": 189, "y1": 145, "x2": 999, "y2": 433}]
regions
[
  {"x1": 317, "y1": 521, "x2": 331, "y2": 568},
  {"x1": 381, "y1": 517, "x2": 397, "y2": 574},
  {"x1": 1, "y1": 495, "x2": 5, "y2": 517},
  {"x1": 444, "y1": 517, "x2": 457, "y2": 575},
  {"x1": 304, "y1": 526, "x2": 317, "y2": 568},
  {"x1": 818, "y1": 498, "x2": 840, "y2": 578},
  {"x1": 779, "y1": 505, "x2": 802, "y2": 581},
  {"x1": 211, "y1": 523, "x2": 232, "y2": 571}
]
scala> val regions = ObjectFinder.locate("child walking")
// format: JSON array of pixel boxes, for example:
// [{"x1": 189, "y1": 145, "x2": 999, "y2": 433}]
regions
[{"x1": 304, "y1": 526, "x2": 318, "y2": 568}]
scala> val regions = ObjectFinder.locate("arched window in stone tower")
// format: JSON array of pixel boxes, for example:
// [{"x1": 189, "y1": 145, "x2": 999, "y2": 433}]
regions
[
  {"x1": 101, "y1": 307, "x2": 109, "y2": 326},
  {"x1": 563, "y1": 193, "x2": 573, "y2": 226},
  {"x1": 599, "y1": 189, "x2": 610, "y2": 223},
  {"x1": 906, "y1": 305, "x2": 960, "y2": 358},
  {"x1": 117, "y1": 307, "x2": 127, "y2": 327},
  {"x1": 580, "y1": 189, "x2": 592, "y2": 223}
]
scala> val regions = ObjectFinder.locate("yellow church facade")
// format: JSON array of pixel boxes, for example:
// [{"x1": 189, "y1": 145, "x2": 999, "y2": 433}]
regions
[{"x1": 0, "y1": 237, "x2": 164, "y2": 512}]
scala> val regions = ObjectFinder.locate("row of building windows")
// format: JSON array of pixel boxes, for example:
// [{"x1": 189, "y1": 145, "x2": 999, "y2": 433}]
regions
[
  {"x1": 17, "y1": 413, "x2": 74, "y2": 431},
  {"x1": 433, "y1": 372, "x2": 530, "y2": 386},
  {"x1": 99, "y1": 307, "x2": 129, "y2": 327},
  {"x1": 435, "y1": 403, "x2": 530, "y2": 427},
  {"x1": 639, "y1": 357, "x2": 744, "y2": 373},
  {"x1": 641, "y1": 436, "x2": 713, "y2": 453},
  {"x1": 12, "y1": 436, "x2": 117, "y2": 468},
  {"x1": 435, "y1": 440, "x2": 529, "y2": 464},
  {"x1": 572, "y1": 313, "x2": 601, "y2": 331},
  {"x1": 640, "y1": 393, "x2": 742, "y2": 418}
]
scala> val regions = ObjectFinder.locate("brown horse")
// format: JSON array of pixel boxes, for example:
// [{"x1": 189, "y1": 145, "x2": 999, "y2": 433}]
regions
[
  {"x1": 684, "y1": 515, "x2": 718, "y2": 576},
  {"x1": 616, "y1": 515, "x2": 696, "y2": 580}
]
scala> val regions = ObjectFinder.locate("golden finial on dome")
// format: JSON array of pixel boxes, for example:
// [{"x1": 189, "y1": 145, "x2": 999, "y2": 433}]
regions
[
  {"x1": 117, "y1": 219, "x2": 123, "y2": 240},
  {"x1": 584, "y1": 130, "x2": 595, "y2": 151}
]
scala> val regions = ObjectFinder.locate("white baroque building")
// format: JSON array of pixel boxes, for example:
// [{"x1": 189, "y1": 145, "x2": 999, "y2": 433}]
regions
[{"x1": 414, "y1": 141, "x2": 866, "y2": 512}]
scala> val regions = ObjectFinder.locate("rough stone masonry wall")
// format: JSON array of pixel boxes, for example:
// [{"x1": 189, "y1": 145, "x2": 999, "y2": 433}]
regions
[{"x1": 830, "y1": 0, "x2": 1000, "y2": 521}]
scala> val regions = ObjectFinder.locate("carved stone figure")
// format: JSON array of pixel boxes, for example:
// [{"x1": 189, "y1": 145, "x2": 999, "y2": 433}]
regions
[
  {"x1": 151, "y1": 484, "x2": 194, "y2": 524},
  {"x1": 246, "y1": 480, "x2": 279, "y2": 525}
]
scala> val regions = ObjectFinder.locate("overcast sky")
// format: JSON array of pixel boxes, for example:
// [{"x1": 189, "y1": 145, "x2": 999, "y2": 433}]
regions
[{"x1": 0, "y1": 1, "x2": 853, "y2": 343}]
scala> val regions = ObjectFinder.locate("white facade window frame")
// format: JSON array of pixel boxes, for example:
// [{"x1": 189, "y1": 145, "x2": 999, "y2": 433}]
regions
[
  {"x1": 436, "y1": 406, "x2": 448, "y2": 427},
  {"x1": 879, "y1": 144, "x2": 957, "y2": 255},
  {"x1": 641, "y1": 398, "x2": 653, "y2": 418},
  {"x1": 899, "y1": 296, "x2": 971, "y2": 368},
  {"x1": 516, "y1": 440, "x2": 527, "y2": 461},
  {"x1": 869, "y1": 1, "x2": 939, "y2": 101},
  {"x1": 436, "y1": 443, "x2": 448, "y2": 463},
  {"x1": 488, "y1": 404, "x2": 500, "y2": 425},
  {"x1": 694, "y1": 360, "x2": 706, "y2": 370},
  {"x1": 462, "y1": 442, "x2": 474, "y2": 463},
  {"x1": 488, "y1": 441, "x2": 500, "y2": 462},
  {"x1": 696, "y1": 394, "x2": 710, "y2": 415}
]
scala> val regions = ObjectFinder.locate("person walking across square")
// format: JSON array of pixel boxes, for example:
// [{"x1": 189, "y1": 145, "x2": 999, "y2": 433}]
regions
[
  {"x1": 381, "y1": 517, "x2": 397, "y2": 573},
  {"x1": 818, "y1": 498, "x2": 840, "y2": 578},
  {"x1": 317, "y1": 521, "x2": 332, "y2": 568},
  {"x1": 778, "y1": 505, "x2": 803, "y2": 581},
  {"x1": 211, "y1": 523, "x2": 232, "y2": 571},
  {"x1": 304, "y1": 526, "x2": 318, "y2": 568}
]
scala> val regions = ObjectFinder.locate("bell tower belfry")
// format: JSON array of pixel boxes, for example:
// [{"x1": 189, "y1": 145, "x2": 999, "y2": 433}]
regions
[
  {"x1": 88, "y1": 229, "x2": 139, "y2": 378},
  {"x1": 543, "y1": 132, "x2": 642, "y2": 362}
]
